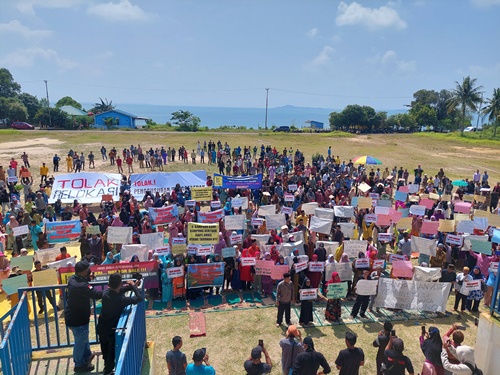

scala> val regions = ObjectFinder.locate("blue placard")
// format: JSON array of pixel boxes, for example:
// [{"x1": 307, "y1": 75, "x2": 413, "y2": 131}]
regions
[{"x1": 213, "y1": 174, "x2": 262, "y2": 189}]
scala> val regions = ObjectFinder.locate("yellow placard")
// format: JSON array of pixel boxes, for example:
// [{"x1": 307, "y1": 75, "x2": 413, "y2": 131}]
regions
[
  {"x1": 454, "y1": 213, "x2": 470, "y2": 223},
  {"x1": 441, "y1": 194, "x2": 451, "y2": 202},
  {"x1": 409, "y1": 196, "x2": 420, "y2": 203},
  {"x1": 488, "y1": 213, "x2": 500, "y2": 228},
  {"x1": 32, "y1": 268, "x2": 59, "y2": 286},
  {"x1": 438, "y1": 219, "x2": 455, "y2": 233},
  {"x1": 396, "y1": 217, "x2": 412, "y2": 230},
  {"x1": 429, "y1": 193, "x2": 440, "y2": 200},
  {"x1": 191, "y1": 187, "x2": 213, "y2": 201},
  {"x1": 187, "y1": 222, "x2": 219, "y2": 244},
  {"x1": 171, "y1": 244, "x2": 187, "y2": 255},
  {"x1": 357, "y1": 197, "x2": 373, "y2": 209},
  {"x1": 463, "y1": 195, "x2": 474, "y2": 202},
  {"x1": 419, "y1": 194, "x2": 429, "y2": 199},
  {"x1": 473, "y1": 210, "x2": 489, "y2": 218},
  {"x1": 474, "y1": 195, "x2": 486, "y2": 203}
]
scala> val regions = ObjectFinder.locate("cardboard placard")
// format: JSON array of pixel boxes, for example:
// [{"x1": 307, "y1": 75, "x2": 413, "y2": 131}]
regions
[
  {"x1": 299, "y1": 288, "x2": 318, "y2": 300},
  {"x1": 241, "y1": 257, "x2": 256, "y2": 267},
  {"x1": 409, "y1": 205, "x2": 426, "y2": 216},
  {"x1": 446, "y1": 234, "x2": 463, "y2": 246},
  {"x1": 10, "y1": 256, "x2": 34, "y2": 271},
  {"x1": 251, "y1": 217, "x2": 265, "y2": 227},
  {"x1": 326, "y1": 281, "x2": 348, "y2": 299},
  {"x1": 392, "y1": 260, "x2": 414, "y2": 278},
  {"x1": 438, "y1": 219, "x2": 455, "y2": 233},
  {"x1": 343, "y1": 240, "x2": 366, "y2": 258},
  {"x1": 12, "y1": 225, "x2": 29, "y2": 237},
  {"x1": 378, "y1": 233, "x2": 393, "y2": 242},
  {"x1": 365, "y1": 214, "x2": 377, "y2": 223},
  {"x1": 85, "y1": 225, "x2": 101, "y2": 235},
  {"x1": 308, "y1": 262, "x2": 325, "y2": 272},
  {"x1": 355, "y1": 279, "x2": 378, "y2": 296},
  {"x1": 32, "y1": 268, "x2": 59, "y2": 286},
  {"x1": 357, "y1": 197, "x2": 373, "y2": 209},
  {"x1": 411, "y1": 236, "x2": 436, "y2": 256},
  {"x1": 397, "y1": 217, "x2": 413, "y2": 230},
  {"x1": 1, "y1": 274, "x2": 28, "y2": 295},
  {"x1": 421, "y1": 220, "x2": 439, "y2": 235},
  {"x1": 456, "y1": 220, "x2": 475, "y2": 234},
  {"x1": 271, "y1": 264, "x2": 290, "y2": 280},
  {"x1": 222, "y1": 247, "x2": 236, "y2": 258},
  {"x1": 354, "y1": 258, "x2": 370, "y2": 268}
]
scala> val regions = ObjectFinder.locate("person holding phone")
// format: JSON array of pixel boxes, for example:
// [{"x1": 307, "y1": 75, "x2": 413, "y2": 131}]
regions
[
  {"x1": 243, "y1": 344, "x2": 272, "y2": 375},
  {"x1": 383, "y1": 333, "x2": 414, "y2": 375},
  {"x1": 186, "y1": 349, "x2": 215, "y2": 374}
]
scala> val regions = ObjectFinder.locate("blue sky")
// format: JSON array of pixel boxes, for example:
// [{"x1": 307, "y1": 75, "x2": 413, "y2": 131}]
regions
[{"x1": 1, "y1": 0, "x2": 499, "y2": 110}]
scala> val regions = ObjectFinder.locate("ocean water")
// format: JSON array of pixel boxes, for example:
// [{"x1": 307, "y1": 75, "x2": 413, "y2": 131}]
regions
[{"x1": 84, "y1": 103, "x2": 407, "y2": 129}]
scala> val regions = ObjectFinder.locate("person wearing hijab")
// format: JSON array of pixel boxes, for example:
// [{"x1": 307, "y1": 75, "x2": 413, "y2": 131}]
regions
[
  {"x1": 130, "y1": 254, "x2": 140, "y2": 263},
  {"x1": 260, "y1": 252, "x2": 274, "y2": 298},
  {"x1": 101, "y1": 251, "x2": 115, "y2": 265},
  {"x1": 323, "y1": 272, "x2": 342, "y2": 322},
  {"x1": 466, "y1": 266, "x2": 485, "y2": 312},
  {"x1": 213, "y1": 232, "x2": 226, "y2": 257},
  {"x1": 161, "y1": 261, "x2": 173, "y2": 303},
  {"x1": 306, "y1": 254, "x2": 322, "y2": 289},
  {"x1": 298, "y1": 278, "x2": 314, "y2": 325},
  {"x1": 454, "y1": 267, "x2": 472, "y2": 313},
  {"x1": 420, "y1": 326, "x2": 444, "y2": 375},
  {"x1": 441, "y1": 344, "x2": 477, "y2": 375}
]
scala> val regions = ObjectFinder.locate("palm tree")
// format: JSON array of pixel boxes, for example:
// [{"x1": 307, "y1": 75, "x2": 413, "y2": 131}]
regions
[
  {"x1": 482, "y1": 88, "x2": 500, "y2": 137},
  {"x1": 91, "y1": 97, "x2": 115, "y2": 114},
  {"x1": 447, "y1": 76, "x2": 483, "y2": 134}
]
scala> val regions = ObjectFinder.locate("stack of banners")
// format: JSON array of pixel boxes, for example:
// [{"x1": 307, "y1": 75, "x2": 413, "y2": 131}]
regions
[
  {"x1": 32, "y1": 268, "x2": 59, "y2": 286},
  {"x1": 374, "y1": 279, "x2": 452, "y2": 312},
  {"x1": 107, "y1": 226, "x2": 133, "y2": 244},
  {"x1": 224, "y1": 215, "x2": 245, "y2": 230},
  {"x1": 333, "y1": 206, "x2": 354, "y2": 218},
  {"x1": 191, "y1": 187, "x2": 213, "y2": 201},
  {"x1": 213, "y1": 173, "x2": 262, "y2": 189},
  {"x1": 355, "y1": 280, "x2": 379, "y2": 296},
  {"x1": 316, "y1": 241, "x2": 340, "y2": 256},
  {"x1": 48, "y1": 172, "x2": 121, "y2": 204},
  {"x1": 34, "y1": 247, "x2": 63, "y2": 266},
  {"x1": 121, "y1": 244, "x2": 149, "y2": 261},
  {"x1": 254, "y1": 260, "x2": 274, "y2": 276},
  {"x1": 171, "y1": 237, "x2": 187, "y2": 254},
  {"x1": 411, "y1": 237, "x2": 436, "y2": 256},
  {"x1": 1, "y1": 274, "x2": 29, "y2": 295},
  {"x1": 148, "y1": 205, "x2": 179, "y2": 225},
  {"x1": 281, "y1": 240, "x2": 305, "y2": 256},
  {"x1": 58, "y1": 261, "x2": 159, "y2": 285},
  {"x1": 265, "y1": 214, "x2": 286, "y2": 230},
  {"x1": 166, "y1": 266, "x2": 184, "y2": 279},
  {"x1": 222, "y1": 247, "x2": 236, "y2": 258},
  {"x1": 308, "y1": 261, "x2": 325, "y2": 272},
  {"x1": 187, "y1": 222, "x2": 219, "y2": 244},
  {"x1": 12, "y1": 225, "x2": 29, "y2": 237},
  {"x1": 186, "y1": 263, "x2": 224, "y2": 288},
  {"x1": 229, "y1": 233, "x2": 243, "y2": 245},
  {"x1": 446, "y1": 234, "x2": 463, "y2": 246},
  {"x1": 315, "y1": 208, "x2": 334, "y2": 220},
  {"x1": 46, "y1": 220, "x2": 82, "y2": 243},
  {"x1": 301, "y1": 202, "x2": 318, "y2": 215},
  {"x1": 197, "y1": 209, "x2": 224, "y2": 223},
  {"x1": 10, "y1": 255, "x2": 34, "y2": 271},
  {"x1": 325, "y1": 262, "x2": 353, "y2": 282},
  {"x1": 140, "y1": 232, "x2": 164, "y2": 250},
  {"x1": 309, "y1": 216, "x2": 333, "y2": 235},
  {"x1": 129, "y1": 171, "x2": 207, "y2": 196},
  {"x1": 210, "y1": 201, "x2": 221, "y2": 209},
  {"x1": 258, "y1": 205, "x2": 276, "y2": 216},
  {"x1": 413, "y1": 266, "x2": 442, "y2": 282},
  {"x1": 251, "y1": 217, "x2": 265, "y2": 227},
  {"x1": 326, "y1": 282, "x2": 348, "y2": 299},
  {"x1": 343, "y1": 240, "x2": 367, "y2": 258},
  {"x1": 281, "y1": 206, "x2": 293, "y2": 215},
  {"x1": 392, "y1": 260, "x2": 414, "y2": 278},
  {"x1": 462, "y1": 234, "x2": 489, "y2": 251},
  {"x1": 299, "y1": 288, "x2": 318, "y2": 300},
  {"x1": 271, "y1": 264, "x2": 291, "y2": 280},
  {"x1": 47, "y1": 256, "x2": 78, "y2": 269},
  {"x1": 231, "y1": 196, "x2": 249, "y2": 209},
  {"x1": 85, "y1": 225, "x2": 101, "y2": 235}
]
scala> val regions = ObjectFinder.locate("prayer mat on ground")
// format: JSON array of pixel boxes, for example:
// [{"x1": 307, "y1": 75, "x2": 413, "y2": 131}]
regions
[
  {"x1": 242, "y1": 292, "x2": 254, "y2": 303},
  {"x1": 225, "y1": 293, "x2": 241, "y2": 305},
  {"x1": 207, "y1": 295, "x2": 223, "y2": 307},
  {"x1": 172, "y1": 299, "x2": 186, "y2": 310},
  {"x1": 252, "y1": 293, "x2": 263, "y2": 303},
  {"x1": 189, "y1": 297, "x2": 205, "y2": 309},
  {"x1": 189, "y1": 311, "x2": 206, "y2": 337},
  {"x1": 152, "y1": 301, "x2": 168, "y2": 310}
]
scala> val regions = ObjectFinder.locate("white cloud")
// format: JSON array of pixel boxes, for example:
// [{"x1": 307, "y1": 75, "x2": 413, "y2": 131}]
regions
[
  {"x1": 310, "y1": 46, "x2": 335, "y2": 67},
  {"x1": 0, "y1": 47, "x2": 78, "y2": 70},
  {"x1": 16, "y1": 0, "x2": 83, "y2": 15},
  {"x1": 306, "y1": 27, "x2": 318, "y2": 38},
  {"x1": 87, "y1": 0, "x2": 150, "y2": 22},
  {"x1": 471, "y1": 0, "x2": 500, "y2": 6},
  {"x1": 381, "y1": 50, "x2": 397, "y2": 63},
  {"x1": 0, "y1": 20, "x2": 52, "y2": 38},
  {"x1": 336, "y1": 1, "x2": 407, "y2": 29},
  {"x1": 369, "y1": 50, "x2": 416, "y2": 72}
]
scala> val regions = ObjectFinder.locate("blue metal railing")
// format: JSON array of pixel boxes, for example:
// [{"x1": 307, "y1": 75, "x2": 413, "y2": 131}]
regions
[
  {"x1": 0, "y1": 292, "x2": 32, "y2": 375},
  {"x1": 490, "y1": 266, "x2": 500, "y2": 316},
  {"x1": 115, "y1": 299, "x2": 146, "y2": 375}
]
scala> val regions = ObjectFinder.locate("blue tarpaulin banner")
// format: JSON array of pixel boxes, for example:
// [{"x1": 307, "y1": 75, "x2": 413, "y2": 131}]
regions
[
  {"x1": 46, "y1": 220, "x2": 82, "y2": 243},
  {"x1": 213, "y1": 173, "x2": 262, "y2": 189}
]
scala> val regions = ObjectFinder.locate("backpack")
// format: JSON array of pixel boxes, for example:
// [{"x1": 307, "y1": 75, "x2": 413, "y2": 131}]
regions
[{"x1": 464, "y1": 363, "x2": 483, "y2": 375}]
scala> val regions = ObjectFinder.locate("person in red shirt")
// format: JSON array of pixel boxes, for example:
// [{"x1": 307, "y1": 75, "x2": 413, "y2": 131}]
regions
[
  {"x1": 55, "y1": 246, "x2": 72, "y2": 261},
  {"x1": 9, "y1": 158, "x2": 18, "y2": 174},
  {"x1": 116, "y1": 156, "x2": 123, "y2": 174},
  {"x1": 126, "y1": 156, "x2": 133, "y2": 173}
]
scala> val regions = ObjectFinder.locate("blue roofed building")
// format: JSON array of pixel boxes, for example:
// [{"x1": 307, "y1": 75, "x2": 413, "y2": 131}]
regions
[{"x1": 93, "y1": 109, "x2": 147, "y2": 129}]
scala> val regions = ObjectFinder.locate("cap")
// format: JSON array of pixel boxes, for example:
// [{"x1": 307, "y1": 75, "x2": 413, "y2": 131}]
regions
[
  {"x1": 437, "y1": 243, "x2": 444, "y2": 248},
  {"x1": 251, "y1": 347, "x2": 262, "y2": 359},
  {"x1": 75, "y1": 260, "x2": 90, "y2": 273},
  {"x1": 286, "y1": 325, "x2": 300, "y2": 337},
  {"x1": 192, "y1": 349, "x2": 205, "y2": 361}
]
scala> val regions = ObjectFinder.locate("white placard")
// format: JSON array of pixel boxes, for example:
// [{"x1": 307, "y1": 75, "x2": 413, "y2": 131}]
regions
[
  {"x1": 12, "y1": 225, "x2": 29, "y2": 237},
  {"x1": 456, "y1": 220, "x2": 475, "y2": 234},
  {"x1": 34, "y1": 248, "x2": 61, "y2": 266},
  {"x1": 295, "y1": 261, "x2": 308, "y2": 273},
  {"x1": 355, "y1": 280, "x2": 378, "y2": 295},
  {"x1": 343, "y1": 240, "x2": 366, "y2": 258},
  {"x1": 107, "y1": 226, "x2": 133, "y2": 244},
  {"x1": 308, "y1": 262, "x2": 325, "y2": 272},
  {"x1": 284, "y1": 193, "x2": 294, "y2": 202},
  {"x1": 474, "y1": 217, "x2": 488, "y2": 231},
  {"x1": 154, "y1": 246, "x2": 171, "y2": 256},
  {"x1": 378, "y1": 233, "x2": 392, "y2": 242},
  {"x1": 315, "y1": 208, "x2": 334, "y2": 220},
  {"x1": 309, "y1": 216, "x2": 333, "y2": 235},
  {"x1": 317, "y1": 241, "x2": 340, "y2": 256},
  {"x1": 288, "y1": 184, "x2": 298, "y2": 191},
  {"x1": 408, "y1": 184, "x2": 420, "y2": 194},
  {"x1": 232, "y1": 197, "x2": 248, "y2": 209},
  {"x1": 365, "y1": 214, "x2": 377, "y2": 224},
  {"x1": 225, "y1": 215, "x2": 245, "y2": 230},
  {"x1": 409, "y1": 205, "x2": 426, "y2": 216},
  {"x1": 413, "y1": 266, "x2": 442, "y2": 282},
  {"x1": 302, "y1": 202, "x2": 319, "y2": 215},
  {"x1": 299, "y1": 288, "x2": 318, "y2": 300},
  {"x1": 140, "y1": 232, "x2": 164, "y2": 251},
  {"x1": 411, "y1": 236, "x2": 436, "y2": 256},
  {"x1": 196, "y1": 245, "x2": 213, "y2": 256},
  {"x1": 324, "y1": 262, "x2": 353, "y2": 282},
  {"x1": 251, "y1": 217, "x2": 264, "y2": 226},
  {"x1": 210, "y1": 201, "x2": 221, "y2": 209},
  {"x1": 388, "y1": 254, "x2": 406, "y2": 263},
  {"x1": 339, "y1": 223, "x2": 355, "y2": 238},
  {"x1": 120, "y1": 244, "x2": 149, "y2": 262},
  {"x1": 354, "y1": 258, "x2": 370, "y2": 268},
  {"x1": 373, "y1": 259, "x2": 385, "y2": 269},
  {"x1": 446, "y1": 234, "x2": 463, "y2": 246},
  {"x1": 167, "y1": 266, "x2": 184, "y2": 279},
  {"x1": 281, "y1": 240, "x2": 305, "y2": 256},
  {"x1": 375, "y1": 206, "x2": 390, "y2": 215},
  {"x1": 281, "y1": 206, "x2": 293, "y2": 215},
  {"x1": 265, "y1": 214, "x2": 286, "y2": 230},
  {"x1": 258, "y1": 205, "x2": 276, "y2": 216},
  {"x1": 464, "y1": 280, "x2": 482, "y2": 292},
  {"x1": 230, "y1": 234, "x2": 243, "y2": 244},
  {"x1": 241, "y1": 257, "x2": 256, "y2": 266},
  {"x1": 334, "y1": 206, "x2": 354, "y2": 218},
  {"x1": 47, "y1": 256, "x2": 78, "y2": 269}
]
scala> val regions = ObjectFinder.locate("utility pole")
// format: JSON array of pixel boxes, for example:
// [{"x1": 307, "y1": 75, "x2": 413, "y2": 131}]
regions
[
  {"x1": 44, "y1": 80, "x2": 52, "y2": 128},
  {"x1": 265, "y1": 88, "x2": 269, "y2": 130}
]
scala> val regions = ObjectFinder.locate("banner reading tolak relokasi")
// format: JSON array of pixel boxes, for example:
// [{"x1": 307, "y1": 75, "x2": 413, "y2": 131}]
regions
[
  {"x1": 213, "y1": 173, "x2": 262, "y2": 189},
  {"x1": 188, "y1": 222, "x2": 219, "y2": 244},
  {"x1": 187, "y1": 263, "x2": 224, "y2": 288},
  {"x1": 148, "y1": 205, "x2": 179, "y2": 225},
  {"x1": 46, "y1": 220, "x2": 81, "y2": 243},
  {"x1": 49, "y1": 173, "x2": 121, "y2": 203},
  {"x1": 129, "y1": 171, "x2": 207, "y2": 197}
]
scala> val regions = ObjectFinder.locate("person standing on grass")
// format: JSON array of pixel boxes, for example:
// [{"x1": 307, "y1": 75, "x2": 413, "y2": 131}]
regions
[
  {"x1": 126, "y1": 154, "x2": 134, "y2": 173},
  {"x1": 279, "y1": 325, "x2": 304, "y2": 375},
  {"x1": 53, "y1": 154, "x2": 60, "y2": 172},
  {"x1": 335, "y1": 332, "x2": 364, "y2": 375},
  {"x1": 116, "y1": 156, "x2": 123, "y2": 174},
  {"x1": 88, "y1": 151, "x2": 95, "y2": 169},
  {"x1": 373, "y1": 321, "x2": 393, "y2": 375},
  {"x1": 65, "y1": 260, "x2": 103, "y2": 373},
  {"x1": 291, "y1": 336, "x2": 331, "y2": 375},
  {"x1": 244, "y1": 346, "x2": 272, "y2": 375},
  {"x1": 186, "y1": 349, "x2": 215, "y2": 375},
  {"x1": 276, "y1": 272, "x2": 293, "y2": 327},
  {"x1": 166, "y1": 336, "x2": 187, "y2": 375},
  {"x1": 97, "y1": 273, "x2": 143, "y2": 375}
]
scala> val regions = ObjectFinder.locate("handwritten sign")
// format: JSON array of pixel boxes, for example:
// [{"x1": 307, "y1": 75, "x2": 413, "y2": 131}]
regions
[
  {"x1": 375, "y1": 206, "x2": 390, "y2": 215},
  {"x1": 327, "y1": 282, "x2": 348, "y2": 299},
  {"x1": 334, "y1": 206, "x2": 354, "y2": 218},
  {"x1": 107, "y1": 226, "x2": 133, "y2": 244},
  {"x1": 455, "y1": 202, "x2": 472, "y2": 214},
  {"x1": 309, "y1": 216, "x2": 333, "y2": 234},
  {"x1": 302, "y1": 202, "x2": 318, "y2": 215},
  {"x1": 438, "y1": 219, "x2": 455, "y2": 233},
  {"x1": 167, "y1": 266, "x2": 184, "y2": 279},
  {"x1": 343, "y1": 240, "x2": 366, "y2": 258},
  {"x1": 325, "y1": 262, "x2": 353, "y2": 282},
  {"x1": 12, "y1": 225, "x2": 29, "y2": 237},
  {"x1": 231, "y1": 197, "x2": 248, "y2": 209},
  {"x1": 258, "y1": 205, "x2": 276, "y2": 216},
  {"x1": 225, "y1": 215, "x2": 245, "y2": 230},
  {"x1": 299, "y1": 288, "x2": 318, "y2": 300},
  {"x1": 271, "y1": 264, "x2": 290, "y2": 280},
  {"x1": 357, "y1": 197, "x2": 373, "y2": 209},
  {"x1": 47, "y1": 256, "x2": 78, "y2": 269},
  {"x1": 308, "y1": 262, "x2": 325, "y2": 272},
  {"x1": 288, "y1": 184, "x2": 298, "y2": 191},
  {"x1": 222, "y1": 247, "x2": 236, "y2": 258},
  {"x1": 397, "y1": 217, "x2": 413, "y2": 230},
  {"x1": 411, "y1": 236, "x2": 436, "y2": 256},
  {"x1": 255, "y1": 260, "x2": 273, "y2": 276},
  {"x1": 32, "y1": 268, "x2": 59, "y2": 286},
  {"x1": 456, "y1": 220, "x2": 475, "y2": 234},
  {"x1": 376, "y1": 214, "x2": 391, "y2": 227},
  {"x1": 265, "y1": 214, "x2": 286, "y2": 230},
  {"x1": 356, "y1": 280, "x2": 378, "y2": 296},
  {"x1": 85, "y1": 225, "x2": 101, "y2": 235},
  {"x1": 34, "y1": 248, "x2": 61, "y2": 266},
  {"x1": 1, "y1": 274, "x2": 28, "y2": 295}
]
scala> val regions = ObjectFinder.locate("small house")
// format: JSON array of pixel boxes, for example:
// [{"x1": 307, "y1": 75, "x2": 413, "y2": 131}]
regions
[{"x1": 93, "y1": 109, "x2": 146, "y2": 129}]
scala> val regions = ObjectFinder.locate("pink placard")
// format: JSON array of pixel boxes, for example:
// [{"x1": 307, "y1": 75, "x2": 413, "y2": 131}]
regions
[
  {"x1": 454, "y1": 202, "x2": 472, "y2": 214},
  {"x1": 398, "y1": 185, "x2": 409, "y2": 193},
  {"x1": 392, "y1": 260, "x2": 414, "y2": 278},
  {"x1": 421, "y1": 220, "x2": 439, "y2": 235},
  {"x1": 389, "y1": 211, "x2": 403, "y2": 223},
  {"x1": 271, "y1": 264, "x2": 290, "y2": 280},
  {"x1": 419, "y1": 199, "x2": 435, "y2": 209},
  {"x1": 376, "y1": 214, "x2": 391, "y2": 226}
]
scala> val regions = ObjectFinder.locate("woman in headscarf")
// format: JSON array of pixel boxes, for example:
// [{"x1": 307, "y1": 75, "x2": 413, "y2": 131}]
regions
[
  {"x1": 213, "y1": 232, "x2": 226, "y2": 257},
  {"x1": 298, "y1": 277, "x2": 314, "y2": 325},
  {"x1": 306, "y1": 254, "x2": 322, "y2": 289},
  {"x1": 101, "y1": 251, "x2": 115, "y2": 265},
  {"x1": 466, "y1": 266, "x2": 486, "y2": 312},
  {"x1": 0, "y1": 251, "x2": 10, "y2": 294},
  {"x1": 223, "y1": 248, "x2": 235, "y2": 291},
  {"x1": 171, "y1": 257, "x2": 186, "y2": 300},
  {"x1": 111, "y1": 215, "x2": 123, "y2": 227},
  {"x1": 130, "y1": 254, "x2": 140, "y2": 263},
  {"x1": 323, "y1": 271, "x2": 342, "y2": 322},
  {"x1": 161, "y1": 261, "x2": 173, "y2": 303},
  {"x1": 420, "y1": 326, "x2": 444, "y2": 375},
  {"x1": 260, "y1": 252, "x2": 274, "y2": 298},
  {"x1": 6, "y1": 215, "x2": 19, "y2": 254}
]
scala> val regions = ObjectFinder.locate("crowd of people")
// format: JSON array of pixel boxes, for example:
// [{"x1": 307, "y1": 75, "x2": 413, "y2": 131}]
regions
[{"x1": 0, "y1": 139, "x2": 498, "y2": 374}]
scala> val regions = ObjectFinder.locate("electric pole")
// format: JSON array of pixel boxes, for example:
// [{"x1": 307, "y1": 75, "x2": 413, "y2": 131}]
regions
[
  {"x1": 44, "y1": 80, "x2": 52, "y2": 128},
  {"x1": 265, "y1": 88, "x2": 269, "y2": 130}
]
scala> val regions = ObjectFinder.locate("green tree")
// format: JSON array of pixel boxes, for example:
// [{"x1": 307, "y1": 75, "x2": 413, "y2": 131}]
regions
[
  {"x1": 90, "y1": 97, "x2": 115, "y2": 114},
  {"x1": 171, "y1": 110, "x2": 201, "y2": 132},
  {"x1": 0, "y1": 68, "x2": 21, "y2": 98},
  {"x1": 18, "y1": 93, "x2": 41, "y2": 121},
  {"x1": 55, "y1": 96, "x2": 83, "y2": 110},
  {"x1": 387, "y1": 113, "x2": 418, "y2": 133},
  {"x1": 482, "y1": 88, "x2": 500, "y2": 137},
  {"x1": 329, "y1": 111, "x2": 343, "y2": 130},
  {"x1": 410, "y1": 104, "x2": 438, "y2": 129},
  {"x1": 447, "y1": 76, "x2": 484, "y2": 134},
  {"x1": 8, "y1": 101, "x2": 28, "y2": 121},
  {"x1": 34, "y1": 107, "x2": 71, "y2": 128}
]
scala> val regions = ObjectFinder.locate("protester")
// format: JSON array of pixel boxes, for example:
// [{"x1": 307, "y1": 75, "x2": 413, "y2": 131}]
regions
[
  {"x1": 276, "y1": 272, "x2": 293, "y2": 327},
  {"x1": 166, "y1": 336, "x2": 188, "y2": 375},
  {"x1": 291, "y1": 336, "x2": 331, "y2": 375},
  {"x1": 420, "y1": 326, "x2": 444, "y2": 375},
  {"x1": 279, "y1": 325, "x2": 304, "y2": 375},
  {"x1": 243, "y1": 345, "x2": 272, "y2": 375},
  {"x1": 335, "y1": 331, "x2": 364, "y2": 375},
  {"x1": 373, "y1": 321, "x2": 393, "y2": 375},
  {"x1": 383, "y1": 335, "x2": 415, "y2": 375}
]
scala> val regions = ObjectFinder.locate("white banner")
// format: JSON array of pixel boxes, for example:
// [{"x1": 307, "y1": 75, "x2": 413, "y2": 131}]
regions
[
  {"x1": 309, "y1": 216, "x2": 333, "y2": 234},
  {"x1": 281, "y1": 240, "x2": 305, "y2": 256},
  {"x1": 334, "y1": 206, "x2": 354, "y2": 218},
  {"x1": 129, "y1": 171, "x2": 206, "y2": 196},
  {"x1": 356, "y1": 280, "x2": 378, "y2": 295},
  {"x1": 258, "y1": 205, "x2": 276, "y2": 216},
  {"x1": 302, "y1": 202, "x2": 318, "y2": 215},
  {"x1": 34, "y1": 248, "x2": 61, "y2": 266},
  {"x1": 120, "y1": 244, "x2": 149, "y2": 262},
  {"x1": 411, "y1": 236, "x2": 436, "y2": 256},
  {"x1": 317, "y1": 241, "x2": 340, "y2": 256},
  {"x1": 413, "y1": 266, "x2": 442, "y2": 282},
  {"x1": 374, "y1": 279, "x2": 452, "y2": 312},
  {"x1": 343, "y1": 240, "x2": 366, "y2": 258},
  {"x1": 325, "y1": 262, "x2": 353, "y2": 282},
  {"x1": 224, "y1": 215, "x2": 245, "y2": 230},
  {"x1": 140, "y1": 232, "x2": 164, "y2": 251},
  {"x1": 315, "y1": 208, "x2": 334, "y2": 220},
  {"x1": 107, "y1": 227, "x2": 133, "y2": 244},
  {"x1": 49, "y1": 172, "x2": 122, "y2": 204},
  {"x1": 265, "y1": 214, "x2": 286, "y2": 230},
  {"x1": 47, "y1": 256, "x2": 78, "y2": 269},
  {"x1": 12, "y1": 225, "x2": 29, "y2": 237}
]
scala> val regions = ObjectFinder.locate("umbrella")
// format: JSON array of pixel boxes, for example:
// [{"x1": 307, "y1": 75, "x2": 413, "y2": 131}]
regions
[
  {"x1": 352, "y1": 155, "x2": 382, "y2": 165},
  {"x1": 452, "y1": 180, "x2": 468, "y2": 187}
]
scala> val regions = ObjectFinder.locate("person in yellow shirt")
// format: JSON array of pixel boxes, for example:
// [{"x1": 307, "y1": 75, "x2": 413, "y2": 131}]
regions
[
  {"x1": 40, "y1": 163, "x2": 49, "y2": 184},
  {"x1": 295, "y1": 210, "x2": 307, "y2": 225},
  {"x1": 66, "y1": 155, "x2": 73, "y2": 172}
]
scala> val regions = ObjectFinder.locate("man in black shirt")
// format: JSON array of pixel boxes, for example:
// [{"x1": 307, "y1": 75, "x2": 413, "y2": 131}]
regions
[
  {"x1": 335, "y1": 332, "x2": 364, "y2": 375},
  {"x1": 384, "y1": 335, "x2": 414, "y2": 375},
  {"x1": 243, "y1": 346, "x2": 272, "y2": 375},
  {"x1": 291, "y1": 336, "x2": 331, "y2": 375},
  {"x1": 97, "y1": 273, "x2": 143, "y2": 375},
  {"x1": 65, "y1": 260, "x2": 103, "y2": 373},
  {"x1": 373, "y1": 321, "x2": 393, "y2": 375}
]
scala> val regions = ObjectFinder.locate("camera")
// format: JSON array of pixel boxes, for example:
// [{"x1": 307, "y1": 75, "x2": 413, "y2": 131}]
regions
[{"x1": 131, "y1": 272, "x2": 143, "y2": 280}]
